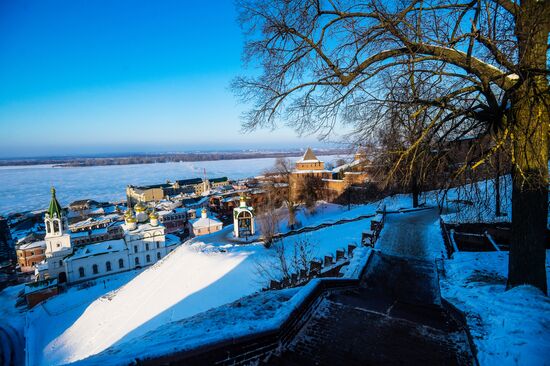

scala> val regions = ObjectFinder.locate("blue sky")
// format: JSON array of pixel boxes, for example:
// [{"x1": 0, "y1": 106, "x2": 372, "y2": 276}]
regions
[{"x1": 0, "y1": 0, "x2": 321, "y2": 158}]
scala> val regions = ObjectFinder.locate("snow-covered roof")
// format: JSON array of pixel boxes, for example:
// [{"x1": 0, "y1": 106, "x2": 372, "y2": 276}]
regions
[
  {"x1": 35, "y1": 261, "x2": 48, "y2": 272},
  {"x1": 332, "y1": 159, "x2": 361, "y2": 173},
  {"x1": 66, "y1": 239, "x2": 127, "y2": 261},
  {"x1": 296, "y1": 147, "x2": 322, "y2": 163},
  {"x1": 17, "y1": 240, "x2": 46, "y2": 250},
  {"x1": 70, "y1": 227, "x2": 109, "y2": 238},
  {"x1": 292, "y1": 169, "x2": 332, "y2": 174},
  {"x1": 156, "y1": 210, "x2": 173, "y2": 216},
  {"x1": 192, "y1": 217, "x2": 222, "y2": 229},
  {"x1": 25, "y1": 278, "x2": 57, "y2": 295},
  {"x1": 122, "y1": 222, "x2": 165, "y2": 233}
]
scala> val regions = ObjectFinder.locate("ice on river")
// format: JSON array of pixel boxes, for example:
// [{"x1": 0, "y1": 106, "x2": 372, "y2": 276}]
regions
[{"x1": 0, "y1": 155, "x2": 344, "y2": 215}]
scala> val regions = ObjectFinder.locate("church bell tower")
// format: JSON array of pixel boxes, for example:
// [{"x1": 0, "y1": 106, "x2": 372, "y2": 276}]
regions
[{"x1": 44, "y1": 187, "x2": 72, "y2": 261}]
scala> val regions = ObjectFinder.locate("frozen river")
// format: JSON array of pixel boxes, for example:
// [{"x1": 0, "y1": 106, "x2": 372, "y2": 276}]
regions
[{"x1": 0, "y1": 155, "x2": 343, "y2": 215}]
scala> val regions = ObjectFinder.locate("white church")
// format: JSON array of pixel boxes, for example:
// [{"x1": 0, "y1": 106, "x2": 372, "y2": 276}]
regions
[{"x1": 39, "y1": 187, "x2": 180, "y2": 284}]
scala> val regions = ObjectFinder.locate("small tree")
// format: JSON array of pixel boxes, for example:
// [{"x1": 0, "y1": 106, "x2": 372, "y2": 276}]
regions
[
  {"x1": 254, "y1": 237, "x2": 316, "y2": 287},
  {"x1": 263, "y1": 158, "x2": 298, "y2": 229},
  {"x1": 257, "y1": 198, "x2": 280, "y2": 248},
  {"x1": 295, "y1": 174, "x2": 325, "y2": 211}
]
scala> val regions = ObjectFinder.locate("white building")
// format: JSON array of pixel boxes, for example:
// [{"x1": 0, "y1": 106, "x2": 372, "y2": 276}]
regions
[
  {"x1": 191, "y1": 208, "x2": 223, "y2": 236},
  {"x1": 233, "y1": 196, "x2": 255, "y2": 238},
  {"x1": 123, "y1": 203, "x2": 178, "y2": 268},
  {"x1": 38, "y1": 188, "x2": 181, "y2": 284},
  {"x1": 65, "y1": 239, "x2": 128, "y2": 283},
  {"x1": 44, "y1": 187, "x2": 73, "y2": 282}
]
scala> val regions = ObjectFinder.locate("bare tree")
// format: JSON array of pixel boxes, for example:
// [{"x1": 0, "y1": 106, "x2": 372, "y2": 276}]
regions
[
  {"x1": 233, "y1": 0, "x2": 549, "y2": 293},
  {"x1": 263, "y1": 158, "x2": 298, "y2": 229},
  {"x1": 295, "y1": 174, "x2": 325, "y2": 211},
  {"x1": 254, "y1": 237, "x2": 315, "y2": 287},
  {"x1": 257, "y1": 195, "x2": 281, "y2": 248}
]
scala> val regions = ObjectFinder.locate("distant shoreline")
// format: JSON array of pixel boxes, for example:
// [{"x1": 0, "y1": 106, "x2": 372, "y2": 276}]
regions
[{"x1": 0, "y1": 149, "x2": 348, "y2": 168}]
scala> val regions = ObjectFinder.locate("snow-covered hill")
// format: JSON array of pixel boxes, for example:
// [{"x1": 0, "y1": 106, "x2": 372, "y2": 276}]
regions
[{"x1": 26, "y1": 207, "x2": 378, "y2": 365}]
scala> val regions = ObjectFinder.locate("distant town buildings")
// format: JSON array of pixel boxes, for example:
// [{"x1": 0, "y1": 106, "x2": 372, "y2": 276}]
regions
[
  {"x1": 126, "y1": 176, "x2": 229, "y2": 205},
  {"x1": 0, "y1": 216, "x2": 15, "y2": 266},
  {"x1": 289, "y1": 147, "x2": 371, "y2": 202},
  {"x1": 0, "y1": 216, "x2": 17, "y2": 289}
]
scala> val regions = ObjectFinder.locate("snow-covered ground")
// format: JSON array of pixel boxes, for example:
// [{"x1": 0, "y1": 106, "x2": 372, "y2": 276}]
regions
[
  {"x1": 277, "y1": 201, "x2": 378, "y2": 231},
  {"x1": 25, "y1": 205, "x2": 377, "y2": 365},
  {"x1": 0, "y1": 283, "x2": 26, "y2": 333},
  {"x1": 375, "y1": 209, "x2": 446, "y2": 259},
  {"x1": 441, "y1": 250, "x2": 550, "y2": 366},
  {"x1": 76, "y1": 249, "x2": 375, "y2": 366}
]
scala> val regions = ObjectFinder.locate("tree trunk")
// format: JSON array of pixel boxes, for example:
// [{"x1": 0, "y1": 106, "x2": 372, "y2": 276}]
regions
[
  {"x1": 411, "y1": 173, "x2": 419, "y2": 208},
  {"x1": 507, "y1": 0, "x2": 549, "y2": 294},
  {"x1": 495, "y1": 153, "x2": 501, "y2": 217},
  {"x1": 288, "y1": 203, "x2": 296, "y2": 229}
]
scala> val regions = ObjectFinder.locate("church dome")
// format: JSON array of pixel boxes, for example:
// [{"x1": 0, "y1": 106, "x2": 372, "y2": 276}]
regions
[
  {"x1": 134, "y1": 202, "x2": 146, "y2": 212},
  {"x1": 149, "y1": 210, "x2": 158, "y2": 219},
  {"x1": 126, "y1": 216, "x2": 137, "y2": 223}
]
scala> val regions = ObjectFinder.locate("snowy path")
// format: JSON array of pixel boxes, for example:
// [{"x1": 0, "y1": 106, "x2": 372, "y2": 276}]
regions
[
  {"x1": 376, "y1": 208, "x2": 445, "y2": 259},
  {"x1": 275, "y1": 209, "x2": 474, "y2": 365}
]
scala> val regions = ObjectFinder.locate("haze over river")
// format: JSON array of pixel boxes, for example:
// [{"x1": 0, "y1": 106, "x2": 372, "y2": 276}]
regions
[{"x1": 0, "y1": 155, "x2": 343, "y2": 215}]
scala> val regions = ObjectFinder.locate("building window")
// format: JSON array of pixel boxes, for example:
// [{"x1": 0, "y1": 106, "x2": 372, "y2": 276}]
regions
[
  {"x1": 79, "y1": 267, "x2": 85, "y2": 277},
  {"x1": 134, "y1": 245, "x2": 138, "y2": 253},
  {"x1": 92, "y1": 264, "x2": 99, "y2": 274},
  {"x1": 46, "y1": 221, "x2": 51, "y2": 233},
  {"x1": 106, "y1": 261, "x2": 112, "y2": 271},
  {"x1": 156, "y1": 242, "x2": 160, "y2": 249},
  {"x1": 118, "y1": 259, "x2": 124, "y2": 268},
  {"x1": 30, "y1": 251, "x2": 34, "y2": 256},
  {"x1": 53, "y1": 220, "x2": 60, "y2": 233},
  {"x1": 156, "y1": 252, "x2": 161, "y2": 260},
  {"x1": 146, "y1": 254, "x2": 151, "y2": 263},
  {"x1": 145, "y1": 243, "x2": 149, "y2": 251},
  {"x1": 59, "y1": 260, "x2": 63, "y2": 267},
  {"x1": 135, "y1": 257, "x2": 139, "y2": 265}
]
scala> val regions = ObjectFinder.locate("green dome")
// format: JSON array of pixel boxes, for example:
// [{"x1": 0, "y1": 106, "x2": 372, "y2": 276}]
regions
[{"x1": 47, "y1": 187, "x2": 63, "y2": 218}]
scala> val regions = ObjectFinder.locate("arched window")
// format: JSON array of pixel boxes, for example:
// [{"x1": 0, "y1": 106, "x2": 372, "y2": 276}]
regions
[
  {"x1": 146, "y1": 254, "x2": 151, "y2": 263},
  {"x1": 53, "y1": 220, "x2": 60, "y2": 233},
  {"x1": 118, "y1": 259, "x2": 124, "y2": 268},
  {"x1": 92, "y1": 264, "x2": 98, "y2": 274},
  {"x1": 135, "y1": 257, "x2": 140, "y2": 265},
  {"x1": 145, "y1": 243, "x2": 149, "y2": 251},
  {"x1": 46, "y1": 221, "x2": 51, "y2": 233},
  {"x1": 79, "y1": 267, "x2": 85, "y2": 277},
  {"x1": 106, "y1": 261, "x2": 112, "y2": 271},
  {"x1": 156, "y1": 252, "x2": 161, "y2": 260}
]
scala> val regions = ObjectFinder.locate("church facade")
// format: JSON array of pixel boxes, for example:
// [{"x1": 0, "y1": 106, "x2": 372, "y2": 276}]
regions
[{"x1": 39, "y1": 188, "x2": 180, "y2": 284}]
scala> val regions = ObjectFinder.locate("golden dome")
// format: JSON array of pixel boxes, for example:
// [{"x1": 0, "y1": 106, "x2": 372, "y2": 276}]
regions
[
  {"x1": 124, "y1": 208, "x2": 134, "y2": 218},
  {"x1": 126, "y1": 216, "x2": 137, "y2": 223},
  {"x1": 134, "y1": 202, "x2": 146, "y2": 212},
  {"x1": 149, "y1": 210, "x2": 158, "y2": 219}
]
